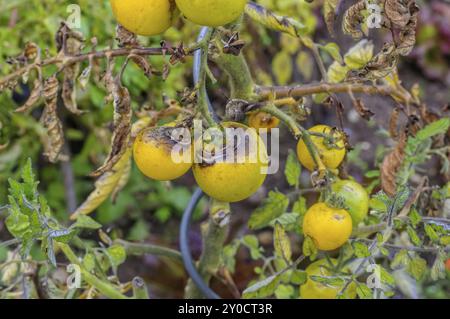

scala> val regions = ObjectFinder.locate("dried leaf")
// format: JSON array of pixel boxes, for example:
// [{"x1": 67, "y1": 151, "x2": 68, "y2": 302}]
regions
[
  {"x1": 111, "y1": 157, "x2": 131, "y2": 203},
  {"x1": 90, "y1": 76, "x2": 132, "y2": 177},
  {"x1": 40, "y1": 76, "x2": 65, "y2": 163},
  {"x1": 323, "y1": 0, "x2": 342, "y2": 37},
  {"x1": 62, "y1": 64, "x2": 84, "y2": 115},
  {"x1": 15, "y1": 79, "x2": 42, "y2": 113},
  {"x1": 342, "y1": 0, "x2": 366, "y2": 39},
  {"x1": 395, "y1": 3, "x2": 419, "y2": 56},
  {"x1": 353, "y1": 98, "x2": 374, "y2": 121},
  {"x1": 348, "y1": 43, "x2": 398, "y2": 81},
  {"x1": 70, "y1": 149, "x2": 132, "y2": 219},
  {"x1": 244, "y1": 2, "x2": 308, "y2": 38},
  {"x1": 389, "y1": 106, "x2": 402, "y2": 138},
  {"x1": 384, "y1": 0, "x2": 412, "y2": 28},
  {"x1": 381, "y1": 132, "x2": 407, "y2": 196}
]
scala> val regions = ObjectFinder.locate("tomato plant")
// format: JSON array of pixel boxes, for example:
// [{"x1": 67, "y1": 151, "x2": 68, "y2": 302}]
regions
[{"x1": 0, "y1": 0, "x2": 449, "y2": 300}]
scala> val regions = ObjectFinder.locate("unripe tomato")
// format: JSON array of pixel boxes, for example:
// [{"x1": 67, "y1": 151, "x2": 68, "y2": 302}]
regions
[
  {"x1": 331, "y1": 179, "x2": 369, "y2": 226},
  {"x1": 302, "y1": 202, "x2": 352, "y2": 251},
  {"x1": 297, "y1": 125, "x2": 346, "y2": 171},
  {"x1": 175, "y1": 0, "x2": 247, "y2": 27},
  {"x1": 300, "y1": 259, "x2": 357, "y2": 299},
  {"x1": 110, "y1": 0, "x2": 177, "y2": 36},
  {"x1": 248, "y1": 112, "x2": 280, "y2": 131},
  {"x1": 133, "y1": 126, "x2": 192, "y2": 181},
  {"x1": 192, "y1": 122, "x2": 268, "y2": 202}
]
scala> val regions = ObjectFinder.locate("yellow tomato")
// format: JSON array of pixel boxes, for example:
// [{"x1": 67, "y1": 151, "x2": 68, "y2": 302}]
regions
[
  {"x1": 302, "y1": 202, "x2": 352, "y2": 251},
  {"x1": 175, "y1": 0, "x2": 247, "y2": 27},
  {"x1": 248, "y1": 112, "x2": 280, "y2": 131},
  {"x1": 192, "y1": 122, "x2": 268, "y2": 202},
  {"x1": 300, "y1": 259, "x2": 357, "y2": 299},
  {"x1": 297, "y1": 125, "x2": 346, "y2": 171},
  {"x1": 109, "y1": 0, "x2": 177, "y2": 36},
  {"x1": 331, "y1": 179, "x2": 369, "y2": 226},
  {"x1": 133, "y1": 126, "x2": 192, "y2": 181}
]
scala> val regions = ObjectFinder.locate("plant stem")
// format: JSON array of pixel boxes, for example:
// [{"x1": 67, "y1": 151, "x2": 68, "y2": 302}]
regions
[
  {"x1": 197, "y1": 28, "x2": 217, "y2": 127},
  {"x1": 58, "y1": 243, "x2": 129, "y2": 299},
  {"x1": 113, "y1": 239, "x2": 182, "y2": 262},
  {"x1": 131, "y1": 277, "x2": 150, "y2": 299},
  {"x1": 211, "y1": 44, "x2": 256, "y2": 100},
  {"x1": 185, "y1": 200, "x2": 230, "y2": 299},
  {"x1": 257, "y1": 82, "x2": 413, "y2": 105},
  {"x1": 0, "y1": 46, "x2": 174, "y2": 89},
  {"x1": 259, "y1": 103, "x2": 301, "y2": 138}
]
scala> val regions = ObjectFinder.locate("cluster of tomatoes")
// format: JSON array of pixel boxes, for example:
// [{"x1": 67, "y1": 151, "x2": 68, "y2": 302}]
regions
[
  {"x1": 111, "y1": 0, "x2": 372, "y2": 299},
  {"x1": 110, "y1": 0, "x2": 248, "y2": 36}
]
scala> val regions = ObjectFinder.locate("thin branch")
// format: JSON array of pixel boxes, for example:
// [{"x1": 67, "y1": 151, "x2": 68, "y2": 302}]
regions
[
  {"x1": 257, "y1": 82, "x2": 413, "y2": 104},
  {"x1": 0, "y1": 46, "x2": 176, "y2": 89},
  {"x1": 113, "y1": 239, "x2": 182, "y2": 262}
]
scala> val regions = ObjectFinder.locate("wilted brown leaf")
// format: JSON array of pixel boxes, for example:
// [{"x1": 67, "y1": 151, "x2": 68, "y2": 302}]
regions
[
  {"x1": 381, "y1": 132, "x2": 407, "y2": 196},
  {"x1": 90, "y1": 75, "x2": 132, "y2": 177},
  {"x1": 342, "y1": 0, "x2": 366, "y2": 39},
  {"x1": 15, "y1": 79, "x2": 42, "y2": 113},
  {"x1": 40, "y1": 76, "x2": 65, "y2": 163}
]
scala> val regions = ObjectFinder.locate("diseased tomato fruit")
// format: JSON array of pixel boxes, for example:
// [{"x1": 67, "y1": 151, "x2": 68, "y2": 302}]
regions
[
  {"x1": 248, "y1": 112, "x2": 280, "y2": 131},
  {"x1": 110, "y1": 0, "x2": 177, "y2": 36},
  {"x1": 302, "y1": 202, "x2": 352, "y2": 251},
  {"x1": 192, "y1": 122, "x2": 268, "y2": 202},
  {"x1": 300, "y1": 259, "x2": 357, "y2": 299},
  {"x1": 175, "y1": 0, "x2": 247, "y2": 27},
  {"x1": 331, "y1": 179, "x2": 369, "y2": 226},
  {"x1": 133, "y1": 125, "x2": 192, "y2": 181},
  {"x1": 296, "y1": 124, "x2": 346, "y2": 171}
]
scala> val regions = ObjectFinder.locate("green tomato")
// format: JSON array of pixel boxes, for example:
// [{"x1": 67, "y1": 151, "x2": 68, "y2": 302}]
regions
[{"x1": 331, "y1": 179, "x2": 369, "y2": 226}]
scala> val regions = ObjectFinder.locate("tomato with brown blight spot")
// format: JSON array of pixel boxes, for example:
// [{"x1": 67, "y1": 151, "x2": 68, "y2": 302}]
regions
[
  {"x1": 192, "y1": 122, "x2": 268, "y2": 203},
  {"x1": 133, "y1": 126, "x2": 192, "y2": 181}
]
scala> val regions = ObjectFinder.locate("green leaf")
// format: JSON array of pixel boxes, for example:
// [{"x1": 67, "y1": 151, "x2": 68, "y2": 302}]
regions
[
  {"x1": 424, "y1": 224, "x2": 439, "y2": 243},
  {"x1": 310, "y1": 275, "x2": 345, "y2": 287},
  {"x1": 106, "y1": 244, "x2": 127, "y2": 268},
  {"x1": 72, "y1": 215, "x2": 102, "y2": 230},
  {"x1": 409, "y1": 208, "x2": 422, "y2": 228},
  {"x1": 274, "y1": 284, "x2": 295, "y2": 299},
  {"x1": 407, "y1": 256, "x2": 427, "y2": 281},
  {"x1": 356, "y1": 283, "x2": 373, "y2": 299},
  {"x1": 415, "y1": 118, "x2": 450, "y2": 141},
  {"x1": 248, "y1": 191, "x2": 289, "y2": 230},
  {"x1": 292, "y1": 196, "x2": 307, "y2": 215},
  {"x1": 391, "y1": 250, "x2": 409, "y2": 270},
  {"x1": 320, "y1": 42, "x2": 343, "y2": 64},
  {"x1": 274, "y1": 223, "x2": 292, "y2": 262},
  {"x1": 364, "y1": 170, "x2": 380, "y2": 178},
  {"x1": 291, "y1": 270, "x2": 307, "y2": 285},
  {"x1": 284, "y1": 150, "x2": 301, "y2": 188},
  {"x1": 353, "y1": 241, "x2": 370, "y2": 258},
  {"x1": 344, "y1": 39, "x2": 374, "y2": 69},
  {"x1": 430, "y1": 252, "x2": 446, "y2": 281},
  {"x1": 406, "y1": 226, "x2": 422, "y2": 246},
  {"x1": 83, "y1": 253, "x2": 96, "y2": 272},
  {"x1": 243, "y1": 273, "x2": 282, "y2": 299},
  {"x1": 242, "y1": 235, "x2": 263, "y2": 260},
  {"x1": 380, "y1": 266, "x2": 396, "y2": 287},
  {"x1": 223, "y1": 240, "x2": 241, "y2": 273},
  {"x1": 271, "y1": 213, "x2": 299, "y2": 232},
  {"x1": 302, "y1": 236, "x2": 317, "y2": 261}
]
